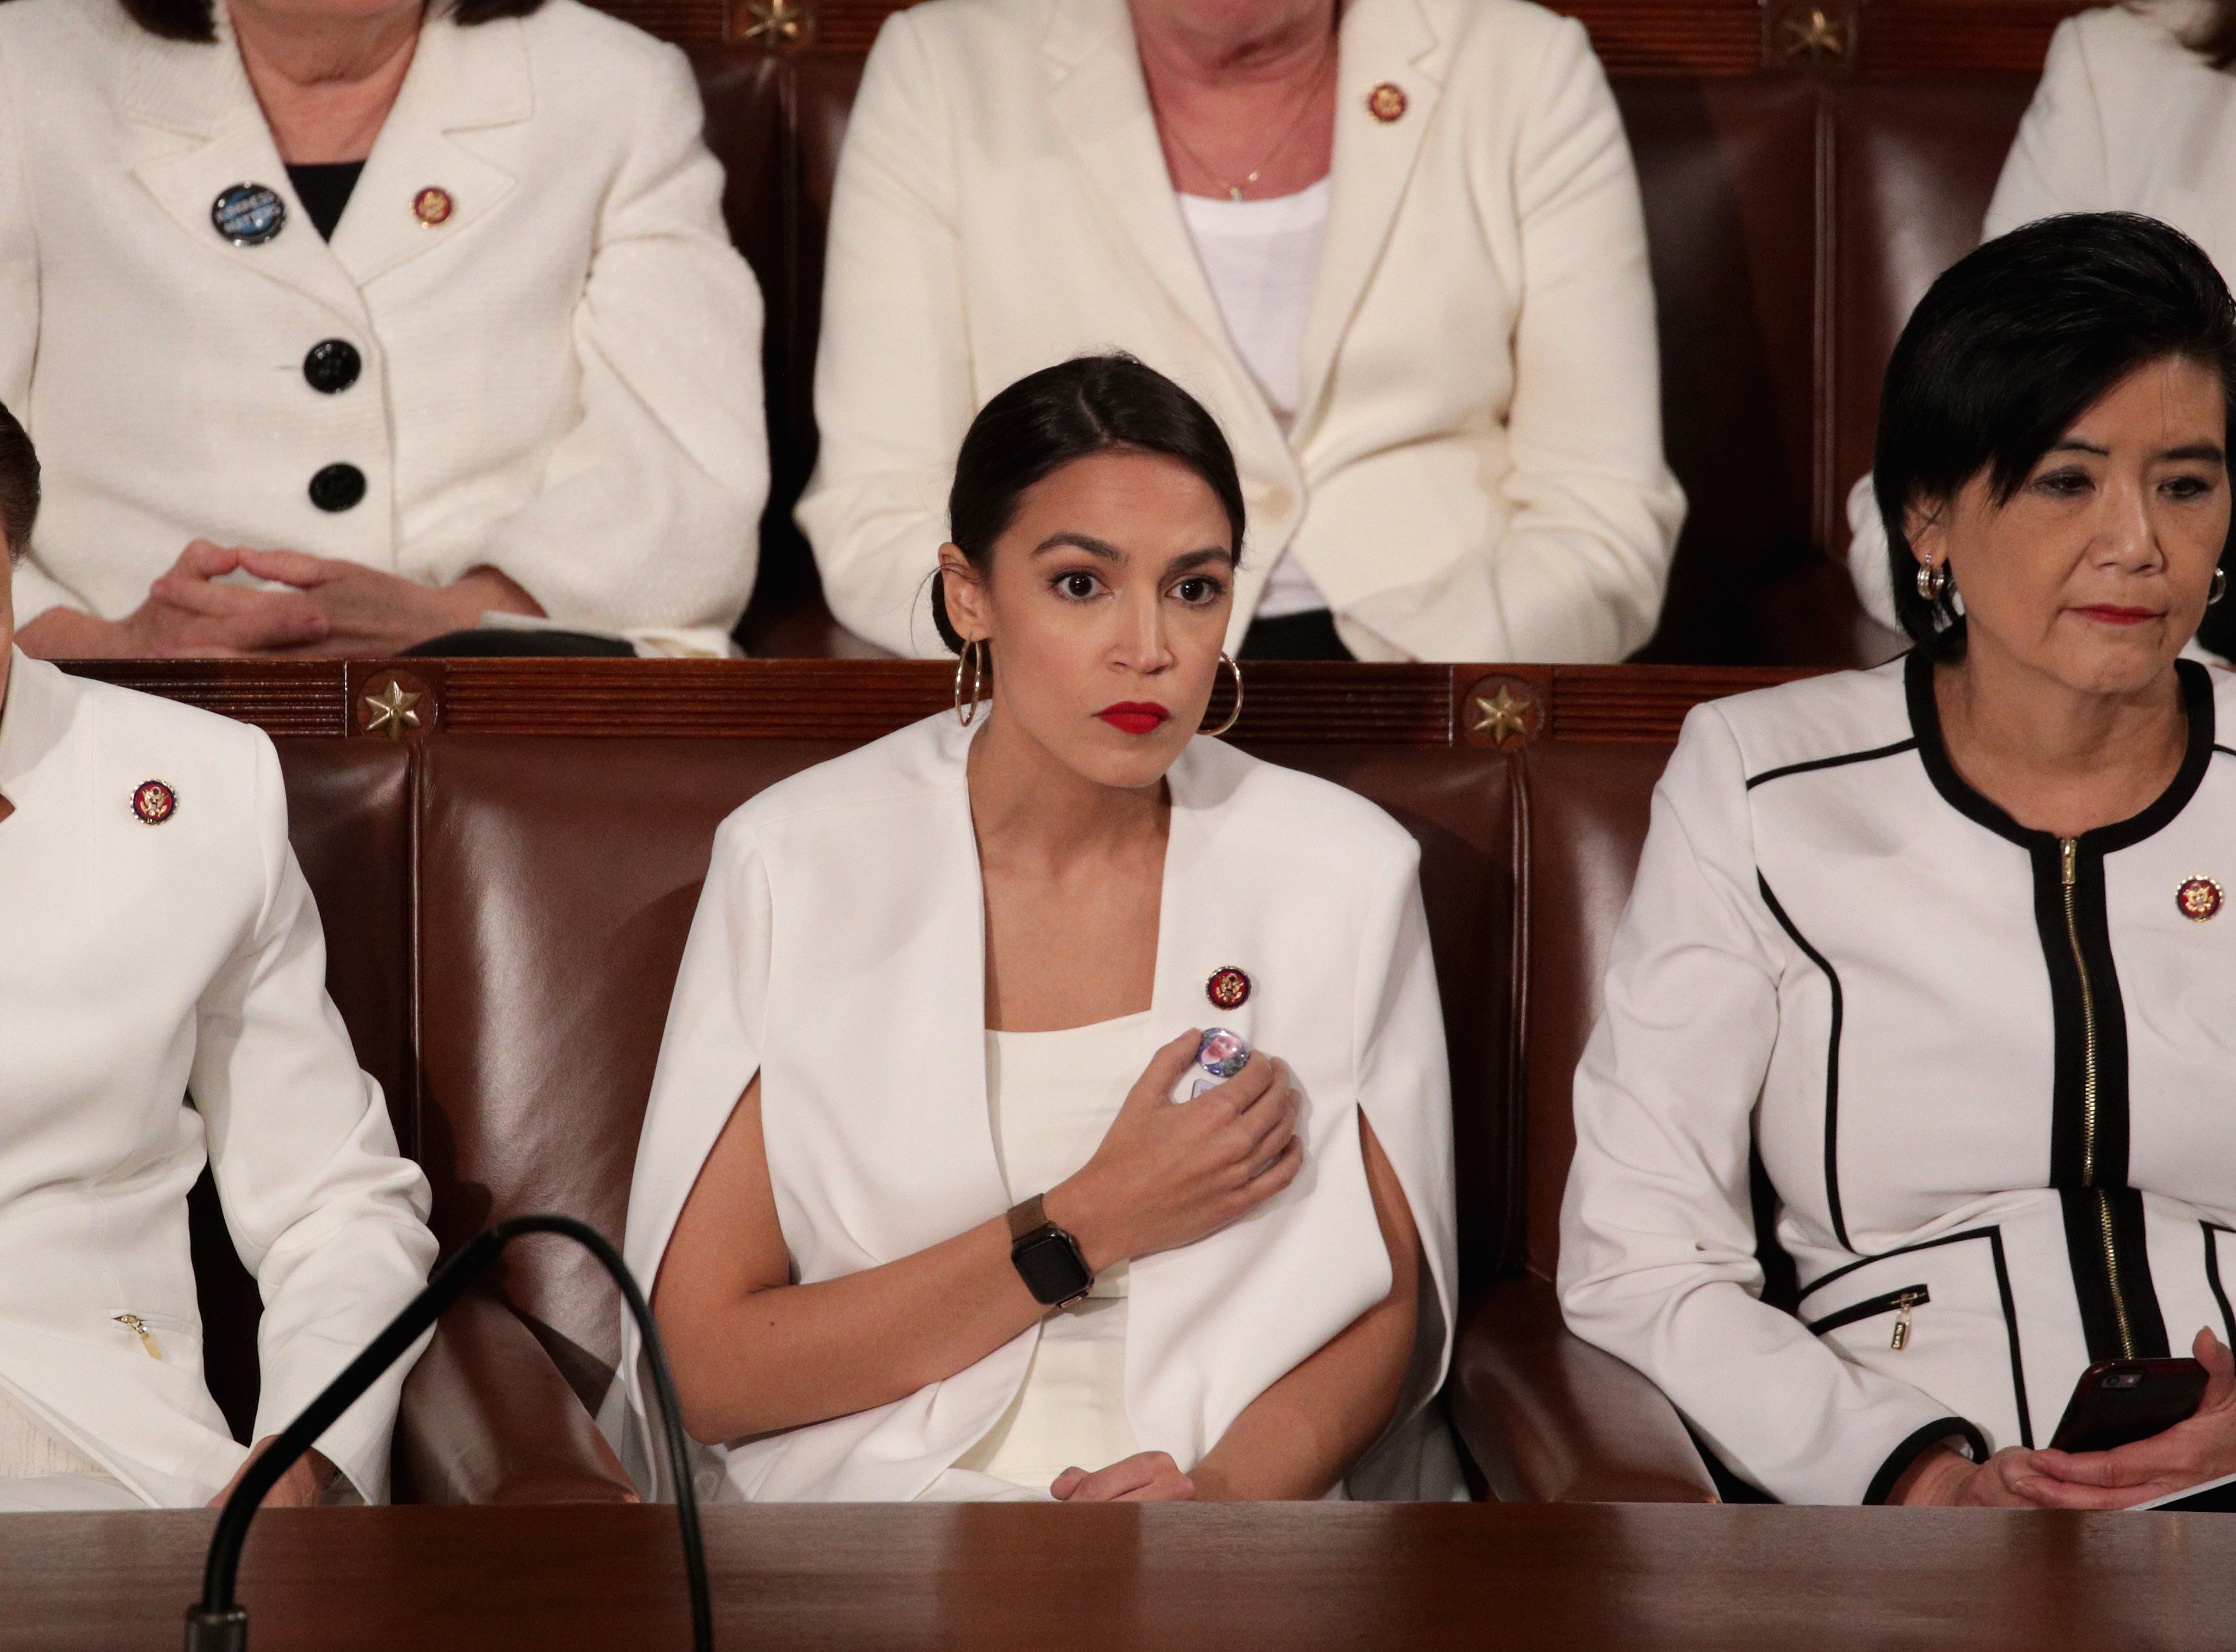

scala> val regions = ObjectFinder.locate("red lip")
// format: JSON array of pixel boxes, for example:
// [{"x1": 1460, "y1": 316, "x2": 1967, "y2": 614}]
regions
[
  {"x1": 2073, "y1": 605, "x2": 2160, "y2": 626},
  {"x1": 1097, "y1": 702, "x2": 1172, "y2": 736}
]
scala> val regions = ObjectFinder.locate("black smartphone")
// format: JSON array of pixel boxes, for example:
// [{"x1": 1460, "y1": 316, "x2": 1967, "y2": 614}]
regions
[{"x1": 2048, "y1": 1357, "x2": 2208, "y2": 1454}]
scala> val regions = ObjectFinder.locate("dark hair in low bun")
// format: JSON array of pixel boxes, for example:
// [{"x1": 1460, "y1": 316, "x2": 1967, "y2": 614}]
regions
[
  {"x1": 933, "y1": 354, "x2": 1246, "y2": 654},
  {"x1": 0, "y1": 398, "x2": 38, "y2": 565}
]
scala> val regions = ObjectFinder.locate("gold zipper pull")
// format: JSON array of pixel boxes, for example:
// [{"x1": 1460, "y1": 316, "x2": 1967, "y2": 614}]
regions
[
  {"x1": 2062, "y1": 837, "x2": 2079, "y2": 887},
  {"x1": 113, "y1": 1314, "x2": 160, "y2": 1359},
  {"x1": 1891, "y1": 1291, "x2": 1925, "y2": 1352}
]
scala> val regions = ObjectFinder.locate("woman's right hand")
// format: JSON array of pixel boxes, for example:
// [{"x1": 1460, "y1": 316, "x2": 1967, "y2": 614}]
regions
[{"x1": 1044, "y1": 1030, "x2": 1302, "y2": 1272}]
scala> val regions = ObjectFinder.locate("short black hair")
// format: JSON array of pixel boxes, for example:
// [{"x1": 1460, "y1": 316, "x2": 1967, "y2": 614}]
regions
[
  {"x1": 119, "y1": 0, "x2": 540, "y2": 43},
  {"x1": 1875, "y1": 211, "x2": 2236, "y2": 659},
  {"x1": 0, "y1": 398, "x2": 38, "y2": 565},
  {"x1": 933, "y1": 354, "x2": 1246, "y2": 654}
]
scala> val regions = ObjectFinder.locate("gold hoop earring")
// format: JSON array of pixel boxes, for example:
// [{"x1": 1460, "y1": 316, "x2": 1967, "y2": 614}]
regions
[
  {"x1": 1201, "y1": 652, "x2": 1244, "y2": 739},
  {"x1": 2214, "y1": 567, "x2": 2228, "y2": 607},
  {"x1": 1915, "y1": 561, "x2": 1948, "y2": 603},
  {"x1": 953, "y1": 638, "x2": 989, "y2": 727}
]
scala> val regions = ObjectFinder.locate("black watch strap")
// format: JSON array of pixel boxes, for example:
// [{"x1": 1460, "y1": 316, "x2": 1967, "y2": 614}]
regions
[{"x1": 1007, "y1": 1195, "x2": 1093, "y2": 1306}]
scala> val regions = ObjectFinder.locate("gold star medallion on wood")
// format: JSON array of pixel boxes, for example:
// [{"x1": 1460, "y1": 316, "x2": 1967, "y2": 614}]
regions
[
  {"x1": 1469, "y1": 685, "x2": 1534, "y2": 747},
  {"x1": 362, "y1": 681, "x2": 424, "y2": 741}
]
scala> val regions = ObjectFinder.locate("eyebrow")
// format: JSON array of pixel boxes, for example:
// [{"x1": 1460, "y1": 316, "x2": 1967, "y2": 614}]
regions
[
  {"x1": 2045, "y1": 439, "x2": 2227, "y2": 464},
  {"x1": 1031, "y1": 535, "x2": 1237, "y2": 570},
  {"x1": 1032, "y1": 532, "x2": 1123, "y2": 561}
]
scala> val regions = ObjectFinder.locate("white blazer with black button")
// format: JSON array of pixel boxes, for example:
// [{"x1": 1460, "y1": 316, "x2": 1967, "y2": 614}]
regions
[
  {"x1": 606, "y1": 713, "x2": 1461, "y2": 1501},
  {"x1": 0, "y1": 651, "x2": 436, "y2": 1507},
  {"x1": 0, "y1": 0, "x2": 767, "y2": 656},
  {"x1": 1559, "y1": 655, "x2": 2236, "y2": 1503},
  {"x1": 797, "y1": 0, "x2": 1684, "y2": 663}
]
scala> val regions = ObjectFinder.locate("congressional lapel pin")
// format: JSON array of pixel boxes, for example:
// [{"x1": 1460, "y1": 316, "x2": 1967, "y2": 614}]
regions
[
  {"x1": 413, "y1": 187, "x2": 455, "y2": 228},
  {"x1": 1366, "y1": 82, "x2": 1408, "y2": 123},
  {"x1": 131, "y1": 780, "x2": 177, "y2": 826},
  {"x1": 2178, "y1": 875, "x2": 2223, "y2": 921},
  {"x1": 1206, "y1": 966, "x2": 1252, "y2": 1011},
  {"x1": 211, "y1": 183, "x2": 286, "y2": 247}
]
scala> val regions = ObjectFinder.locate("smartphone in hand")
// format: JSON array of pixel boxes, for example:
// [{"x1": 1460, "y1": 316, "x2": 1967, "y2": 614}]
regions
[{"x1": 2048, "y1": 1357, "x2": 2208, "y2": 1454}]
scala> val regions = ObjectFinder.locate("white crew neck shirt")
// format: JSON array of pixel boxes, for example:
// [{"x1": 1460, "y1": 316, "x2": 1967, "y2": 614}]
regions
[{"x1": 1179, "y1": 179, "x2": 1333, "y2": 622}]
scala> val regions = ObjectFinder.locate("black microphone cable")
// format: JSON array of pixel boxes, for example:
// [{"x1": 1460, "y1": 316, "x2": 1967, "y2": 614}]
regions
[{"x1": 184, "y1": 1213, "x2": 711, "y2": 1651}]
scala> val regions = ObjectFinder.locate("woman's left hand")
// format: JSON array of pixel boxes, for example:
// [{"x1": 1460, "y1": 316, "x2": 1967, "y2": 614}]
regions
[
  {"x1": 2021, "y1": 1327, "x2": 2236, "y2": 1509},
  {"x1": 1049, "y1": 1451, "x2": 1195, "y2": 1502},
  {"x1": 235, "y1": 549, "x2": 540, "y2": 656},
  {"x1": 208, "y1": 1438, "x2": 337, "y2": 1509}
]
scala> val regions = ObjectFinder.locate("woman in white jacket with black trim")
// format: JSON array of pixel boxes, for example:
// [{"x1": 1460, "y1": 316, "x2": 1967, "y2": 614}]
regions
[{"x1": 1562, "y1": 214, "x2": 2236, "y2": 1507}]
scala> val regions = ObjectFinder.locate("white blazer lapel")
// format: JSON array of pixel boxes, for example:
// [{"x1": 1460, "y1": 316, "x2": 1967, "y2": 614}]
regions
[
  {"x1": 119, "y1": 26, "x2": 366, "y2": 328},
  {"x1": 330, "y1": 14, "x2": 526, "y2": 288},
  {"x1": 1295, "y1": 0, "x2": 1444, "y2": 431},
  {"x1": 1042, "y1": 0, "x2": 1233, "y2": 365}
]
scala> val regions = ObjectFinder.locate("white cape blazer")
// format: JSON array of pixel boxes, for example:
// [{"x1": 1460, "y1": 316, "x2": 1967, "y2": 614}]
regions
[
  {"x1": 0, "y1": 652, "x2": 436, "y2": 1506},
  {"x1": 1560, "y1": 655, "x2": 2236, "y2": 1505},
  {"x1": 607, "y1": 714, "x2": 1459, "y2": 1502},
  {"x1": 0, "y1": 0, "x2": 767, "y2": 657},
  {"x1": 798, "y1": 0, "x2": 1683, "y2": 664}
]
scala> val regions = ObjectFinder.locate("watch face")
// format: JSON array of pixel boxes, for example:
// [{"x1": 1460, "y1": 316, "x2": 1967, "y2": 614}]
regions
[{"x1": 1014, "y1": 1229, "x2": 1092, "y2": 1306}]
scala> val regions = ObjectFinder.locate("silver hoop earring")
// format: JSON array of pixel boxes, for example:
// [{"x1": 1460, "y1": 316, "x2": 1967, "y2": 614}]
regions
[
  {"x1": 953, "y1": 638, "x2": 989, "y2": 727},
  {"x1": 2214, "y1": 568, "x2": 2228, "y2": 607},
  {"x1": 1915, "y1": 561, "x2": 1948, "y2": 603},
  {"x1": 1201, "y1": 652, "x2": 1244, "y2": 739}
]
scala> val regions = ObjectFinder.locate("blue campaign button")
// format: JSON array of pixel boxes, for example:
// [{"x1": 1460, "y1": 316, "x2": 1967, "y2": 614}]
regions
[{"x1": 211, "y1": 183, "x2": 286, "y2": 247}]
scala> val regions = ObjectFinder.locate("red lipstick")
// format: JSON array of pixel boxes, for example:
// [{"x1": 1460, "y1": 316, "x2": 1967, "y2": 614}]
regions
[
  {"x1": 2074, "y1": 604, "x2": 2159, "y2": 626},
  {"x1": 1097, "y1": 702, "x2": 1171, "y2": 736}
]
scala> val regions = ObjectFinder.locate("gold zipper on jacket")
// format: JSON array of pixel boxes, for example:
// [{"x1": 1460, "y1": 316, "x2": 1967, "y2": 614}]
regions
[
  {"x1": 113, "y1": 1314, "x2": 161, "y2": 1360},
  {"x1": 2061, "y1": 837, "x2": 2138, "y2": 1360}
]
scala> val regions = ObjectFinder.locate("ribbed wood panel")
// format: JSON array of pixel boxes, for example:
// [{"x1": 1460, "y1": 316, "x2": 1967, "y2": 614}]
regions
[
  {"x1": 1857, "y1": 3, "x2": 2080, "y2": 74},
  {"x1": 433, "y1": 659, "x2": 1458, "y2": 742},
  {"x1": 60, "y1": 660, "x2": 1824, "y2": 746},
  {"x1": 60, "y1": 660, "x2": 350, "y2": 736},
  {"x1": 1562, "y1": 0, "x2": 1764, "y2": 76},
  {"x1": 1548, "y1": 664, "x2": 1810, "y2": 741},
  {"x1": 579, "y1": 0, "x2": 2093, "y2": 73}
]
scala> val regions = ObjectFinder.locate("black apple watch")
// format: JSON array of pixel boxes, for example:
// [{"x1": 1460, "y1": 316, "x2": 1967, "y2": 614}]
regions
[{"x1": 1007, "y1": 1194, "x2": 1093, "y2": 1307}]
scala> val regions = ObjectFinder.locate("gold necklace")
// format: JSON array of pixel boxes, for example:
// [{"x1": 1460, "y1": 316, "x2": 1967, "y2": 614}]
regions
[{"x1": 1154, "y1": 47, "x2": 1336, "y2": 202}]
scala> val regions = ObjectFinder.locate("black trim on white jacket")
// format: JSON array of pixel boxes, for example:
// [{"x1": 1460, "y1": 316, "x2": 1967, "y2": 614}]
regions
[{"x1": 1559, "y1": 652, "x2": 2236, "y2": 1504}]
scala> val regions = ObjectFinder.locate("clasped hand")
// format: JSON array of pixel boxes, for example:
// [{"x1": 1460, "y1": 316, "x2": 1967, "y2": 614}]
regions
[
  {"x1": 1899, "y1": 1327, "x2": 2236, "y2": 1507},
  {"x1": 30, "y1": 541, "x2": 539, "y2": 658}
]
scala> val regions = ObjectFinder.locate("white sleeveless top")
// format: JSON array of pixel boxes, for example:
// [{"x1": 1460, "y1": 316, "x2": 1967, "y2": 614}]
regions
[
  {"x1": 1179, "y1": 179, "x2": 1333, "y2": 622},
  {"x1": 947, "y1": 1012, "x2": 1150, "y2": 1493}
]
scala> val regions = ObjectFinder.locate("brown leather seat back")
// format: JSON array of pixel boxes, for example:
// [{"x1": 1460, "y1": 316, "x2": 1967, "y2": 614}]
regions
[
  {"x1": 409, "y1": 734, "x2": 1518, "y2": 1407},
  {"x1": 1828, "y1": 77, "x2": 2035, "y2": 558},
  {"x1": 686, "y1": 47, "x2": 867, "y2": 646},
  {"x1": 1619, "y1": 78, "x2": 1817, "y2": 665},
  {"x1": 410, "y1": 738, "x2": 855, "y2": 1406},
  {"x1": 1516, "y1": 739, "x2": 1673, "y2": 1281},
  {"x1": 193, "y1": 741, "x2": 415, "y2": 1444},
  {"x1": 1245, "y1": 745, "x2": 1518, "y2": 1292}
]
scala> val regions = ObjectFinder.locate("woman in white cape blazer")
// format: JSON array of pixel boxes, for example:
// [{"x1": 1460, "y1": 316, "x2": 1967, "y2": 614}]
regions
[
  {"x1": 798, "y1": 0, "x2": 1683, "y2": 664},
  {"x1": 608, "y1": 711, "x2": 1460, "y2": 1502}
]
